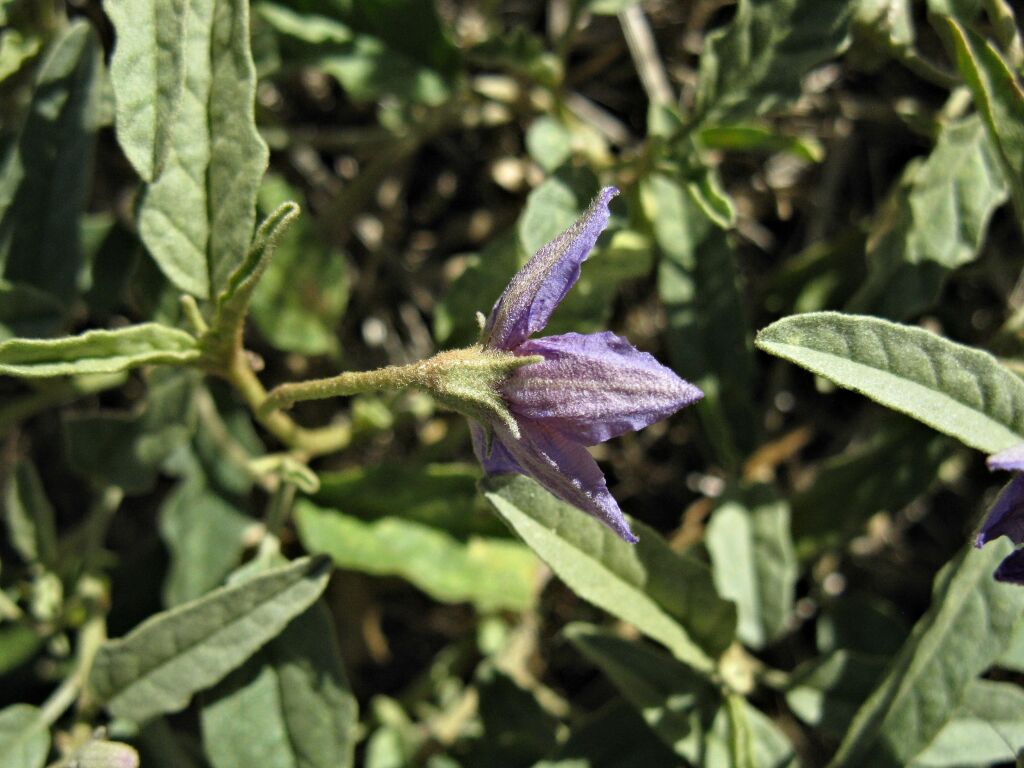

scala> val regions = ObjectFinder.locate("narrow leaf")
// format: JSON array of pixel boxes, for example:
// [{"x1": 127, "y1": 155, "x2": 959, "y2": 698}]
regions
[
  {"x1": 942, "y1": 17, "x2": 1024, "y2": 224},
  {"x1": 295, "y1": 500, "x2": 539, "y2": 612},
  {"x1": 483, "y1": 474, "x2": 736, "y2": 673},
  {"x1": 755, "y1": 312, "x2": 1024, "y2": 453},
  {"x1": 705, "y1": 487, "x2": 797, "y2": 649},
  {"x1": 0, "y1": 324, "x2": 199, "y2": 378},
  {"x1": 0, "y1": 21, "x2": 101, "y2": 301},
  {"x1": 88, "y1": 556, "x2": 331, "y2": 723},
  {"x1": 138, "y1": 0, "x2": 269, "y2": 297},
  {"x1": 0, "y1": 704, "x2": 49, "y2": 768},
  {"x1": 829, "y1": 540, "x2": 1024, "y2": 767},
  {"x1": 848, "y1": 115, "x2": 1008, "y2": 319},
  {"x1": 565, "y1": 623, "x2": 717, "y2": 763},
  {"x1": 105, "y1": 0, "x2": 189, "y2": 181},
  {"x1": 201, "y1": 601, "x2": 357, "y2": 768},
  {"x1": 4, "y1": 458, "x2": 58, "y2": 568}
]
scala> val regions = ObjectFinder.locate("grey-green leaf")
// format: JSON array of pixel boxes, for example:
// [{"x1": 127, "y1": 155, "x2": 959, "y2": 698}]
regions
[
  {"x1": 483, "y1": 474, "x2": 736, "y2": 673},
  {"x1": 564, "y1": 623, "x2": 716, "y2": 763},
  {"x1": 705, "y1": 487, "x2": 797, "y2": 649},
  {"x1": 0, "y1": 21, "x2": 102, "y2": 301},
  {"x1": 829, "y1": 539, "x2": 1024, "y2": 767},
  {"x1": 138, "y1": 0, "x2": 269, "y2": 297},
  {"x1": 4, "y1": 458, "x2": 58, "y2": 568},
  {"x1": 0, "y1": 704, "x2": 49, "y2": 768},
  {"x1": 88, "y1": 556, "x2": 331, "y2": 723},
  {"x1": 755, "y1": 312, "x2": 1024, "y2": 453},
  {"x1": 105, "y1": 0, "x2": 189, "y2": 181},
  {"x1": 848, "y1": 115, "x2": 1008, "y2": 319},
  {"x1": 201, "y1": 601, "x2": 357, "y2": 768},
  {"x1": 294, "y1": 500, "x2": 539, "y2": 612},
  {"x1": 0, "y1": 323, "x2": 199, "y2": 378},
  {"x1": 694, "y1": 0, "x2": 853, "y2": 125},
  {"x1": 942, "y1": 17, "x2": 1024, "y2": 225}
]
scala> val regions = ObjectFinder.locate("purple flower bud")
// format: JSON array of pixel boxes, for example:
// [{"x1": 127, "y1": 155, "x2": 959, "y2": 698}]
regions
[
  {"x1": 473, "y1": 187, "x2": 703, "y2": 543},
  {"x1": 977, "y1": 443, "x2": 1024, "y2": 585}
]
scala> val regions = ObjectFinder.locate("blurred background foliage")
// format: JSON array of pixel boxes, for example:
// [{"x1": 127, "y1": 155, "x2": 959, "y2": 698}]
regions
[{"x1": 2, "y1": 0, "x2": 1024, "y2": 766}]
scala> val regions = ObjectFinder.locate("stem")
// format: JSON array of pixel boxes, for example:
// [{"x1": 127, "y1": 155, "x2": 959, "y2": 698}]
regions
[
  {"x1": 264, "y1": 481, "x2": 296, "y2": 539},
  {"x1": 40, "y1": 612, "x2": 106, "y2": 727},
  {"x1": 225, "y1": 349, "x2": 351, "y2": 457},
  {"x1": 258, "y1": 363, "x2": 420, "y2": 418},
  {"x1": 619, "y1": 3, "x2": 673, "y2": 106}
]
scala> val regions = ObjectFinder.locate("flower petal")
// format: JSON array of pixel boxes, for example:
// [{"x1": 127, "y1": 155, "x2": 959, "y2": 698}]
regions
[
  {"x1": 988, "y1": 442, "x2": 1024, "y2": 472},
  {"x1": 482, "y1": 187, "x2": 617, "y2": 350},
  {"x1": 495, "y1": 419, "x2": 638, "y2": 543},
  {"x1": 994, "y1": 548, "x2": 1024, "y2": 584},
  {"x1": 470, "y1": 421, "x2": 524, "y2": 475},
  {"x1": 502, "y1": 331, "x2": 703, "y2": 445},
  {"x1": 975, "y1": 474, "x2": 1024, "y2": 549}
]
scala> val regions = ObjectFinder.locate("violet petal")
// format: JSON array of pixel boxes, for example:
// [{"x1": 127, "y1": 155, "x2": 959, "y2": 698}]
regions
[
  {"x1": 483, "y1": 187, "x2": 617, "y2": 351},
  {"x1": 988, "y1": 442, "x2": 1024, "y2": 472},
  {"x1": 494, "y1": 419, "x2": 638, "y2": 543},
  {"x1": 975, "y1": 474, "x2": 1024, "y2": 549},
  {"x1": 502, "y1": 331, "x2": 703, "y2": 445},
  {"x1": 994, "y1": 548, "x2": 1024, "y2": 585},
  {"x1": 470, "y1": 421, "x2": 524, "y2": 475}
]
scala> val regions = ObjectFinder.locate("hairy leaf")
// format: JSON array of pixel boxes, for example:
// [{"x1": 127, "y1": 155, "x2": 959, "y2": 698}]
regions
[
  {"x1": 105, "y1": 0, "x2": 189, "y2": 181},
  {"x1": 295, "y1": 500, "x2": 538, "y2": 612},
  {"x1": 756, "y1": 312, "x2": 1024, "y2": 453},
  {"x1": 201, "y1": 602, "x2": 357, "y2": 768},
  {"x1": 0, "y1": 21, "x2": 101, "y2": 301},
  {"x1": 88, "y1": 556, "x2": 331, "y2": 723},
  {"x1": 830, "y1": 540, "x2": 1024, "y2": 766},
  {"x1": 483, "y1": 474, "x2": 736, "y2": 673},
  {"x1": 0, "y1": 324, "x2": 199, "y2": 378},
  {"x1": 138, "y1": 0, "x2": 269, "y2": 297}
]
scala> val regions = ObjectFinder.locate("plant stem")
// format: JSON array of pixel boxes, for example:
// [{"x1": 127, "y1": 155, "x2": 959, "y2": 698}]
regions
[
  {"x1": 225, "y1": 349, "x2": 351, "y2": 457},
  {"x1": 259, "y1": 362, "x2": 422, "y2": 418}
]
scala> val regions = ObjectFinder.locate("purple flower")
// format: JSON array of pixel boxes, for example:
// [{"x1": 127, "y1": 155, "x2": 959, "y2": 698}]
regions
[
  {"x1": 472, "y1": 187, "x2": 703, "y2": 543},
  {"x1": 976, "y1": 442, "x2": 1024, "y2": 584}
]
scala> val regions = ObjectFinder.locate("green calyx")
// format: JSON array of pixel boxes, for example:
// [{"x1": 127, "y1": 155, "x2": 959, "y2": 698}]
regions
[{"x1": 415, "y1": 346, "x2": 541, "y2": 437}]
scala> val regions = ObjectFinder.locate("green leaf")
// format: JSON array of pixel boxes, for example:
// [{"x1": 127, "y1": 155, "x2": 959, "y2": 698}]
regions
[
  {"x1": 784, "y1": 650, "x2": 888, "y2": 737},
  {"x1": 3, "y1": 458, "x2": 58, "y2": 568},
  {"x1": 105, "y1": 0, "x2": 188, "y2": 181},
  {"x1": 469, "y1": 664, "x2": 560, "y2": 766},
  {"x1": 755, "y1": 312, "x2": 1024, "y2": 454},
  {"x1": 911, "y1": 679, "x2": 1024, "y2": 767},
  {"x1": 0, "y1": 21, "x2": 102, "y2": 301},
  {"x1": 697, "y1": 124, "x2": 824, "y2": 162},
  {"x1": 829, "y1": 539, "x2": 1024, "y2": 767},
  {"x1": 704, "y1": 696, "x2": 797, "y2": 768},
  {"x1": 159, "y1": 479, "x2": 252, "y2": 606},
  {"x1": 564, "y1": 623, "x2": 716, "y2": 763},
  {"x1": 0, "y1": 704, "x2": 49, "y2": 768},
  {"x1": 88, "y1": 555, "x2": 332, "y2": 723},
  {"x1": 258, "y1": 3, "x2": 450, "y2": 106},
  {"x1": 0, "y1": 323, "x2": 200, "y2": 378},
  {"x1": 482, "y1": 474, "x2": 736, "y2": 673},
  {"x1": 295, "y1": 500, "x2": 539, "y2": 612},
  {"x1": 313, "y1": 462, "x2": 508, "y2": 539},
  {"x1": 848, "y1": 115, "x2": 1008, "y2": 319},
  {"x1": 0, "y1": 29, "x2": 42, "y2": 84},
  {"x1": 138, "y1": 0, "x2": 269, "y2": 297},
  {"x1": 250, "y1": 177, "x2": 348, "y2": 357},
  {"x1": 942, "y1": 17, "x2": 1024, "y2": 224},
  {"x1": 647, "y1": 172, "x2": 755, "y2": 466},
  {"x1": 526, "y1": 116, "x2": 573, "y2": 173},
  {"x1": 65, "y1": 369, "x2": 198, "y2": 495},
  {"x1": 694, "y1": 0, "x2": 852, "y2": 124},
  {"x1": 0, "y1": 623, "x2": 43, "y2": 676},
  {"x1": 201, "y1": 601, "x2": 357, "y2": 768},
  {"x1": 347, "y1": 0, "x2": 460, "y2": 77},
  {"x1": 705, "y1": 486, "x2": 797, "y2": 649}
]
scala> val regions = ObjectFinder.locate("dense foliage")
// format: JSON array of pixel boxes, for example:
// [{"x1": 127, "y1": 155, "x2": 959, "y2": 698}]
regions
[{"x1": 2, "y1": 1, "x2": 1024, "y2": 766}]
